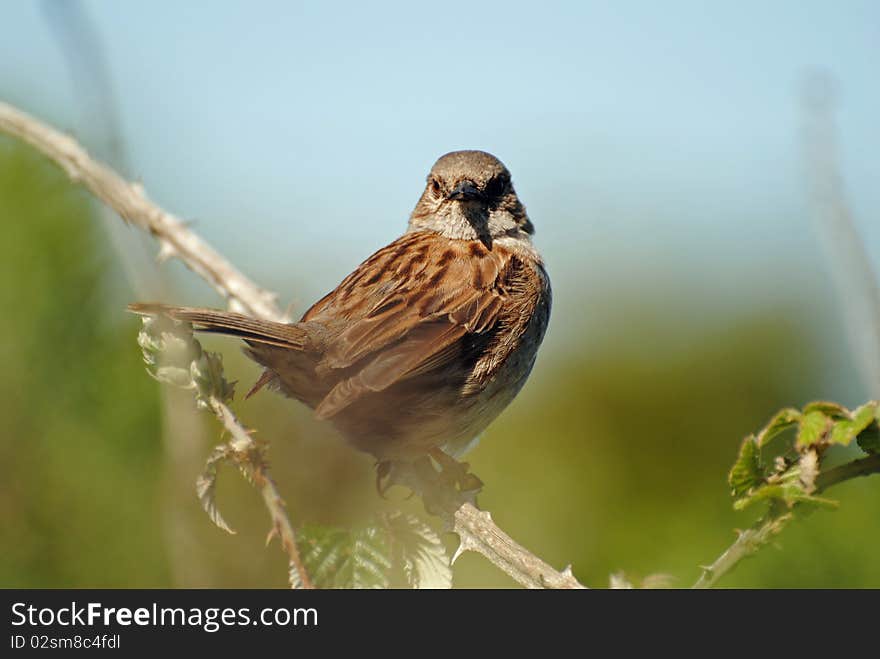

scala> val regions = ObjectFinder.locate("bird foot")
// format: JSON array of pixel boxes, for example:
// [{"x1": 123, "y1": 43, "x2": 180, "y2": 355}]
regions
[
  {"x1": 374, "y1": 451, "x2": 482, "y2": 515},
  {"x1": 428, "y1": 448, "x2": 483, "y2": 497}
]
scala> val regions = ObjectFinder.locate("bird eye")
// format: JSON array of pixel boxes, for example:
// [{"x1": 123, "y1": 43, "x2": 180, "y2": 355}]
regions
[
  {"x1": 429, "y1": 178, "x2": 442, "y2": 198},
  {"x1": 485, "y1": 174, "x2": 508, "y2": 199}
]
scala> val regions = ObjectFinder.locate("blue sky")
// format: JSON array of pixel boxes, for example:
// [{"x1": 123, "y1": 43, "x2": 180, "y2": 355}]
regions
[{"x1": 3, "y1": 1, "x2": 879, "y2": 331}]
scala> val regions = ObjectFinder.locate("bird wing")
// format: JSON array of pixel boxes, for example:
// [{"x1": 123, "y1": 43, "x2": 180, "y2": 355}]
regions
[{"x1": 303, "y1": 231, "x2": 515, "y2": 419}]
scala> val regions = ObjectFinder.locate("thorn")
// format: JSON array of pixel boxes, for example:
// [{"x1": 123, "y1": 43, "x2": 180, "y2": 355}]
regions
[
  {"x1": 265, "y1": 527, "x2": 278, "y2": 547},
  {"x1": 375, "y1": 462, "x2": 392, "y2": 499},
  {"x1": 561, "y1": 564, "x2": 574, "y2": 578},
  {"x1": 157, "y1": 241, "x2": 176, "y2": 263},
  {"x1": 451, "y1": 535, "x2": 478, "y2": 564}
]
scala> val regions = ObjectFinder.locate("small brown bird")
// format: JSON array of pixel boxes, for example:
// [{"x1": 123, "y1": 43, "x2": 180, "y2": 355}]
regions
[{"x1": 131, "y1": 150, "x2": 550, "y2": 484}]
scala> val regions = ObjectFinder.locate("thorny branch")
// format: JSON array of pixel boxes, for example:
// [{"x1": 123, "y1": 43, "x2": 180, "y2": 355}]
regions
[
  {"x1": 205, "y1": 397, "x2": 312, "y2": 589},
  {"x1": 0, "y1": 102, "x2": 283, "y2": 322},
  {"x1": 451, "y1": 503, "x2": 583, "y2": 588},
  {"x1": 692, "y1": 507, "x2": 789, "y2": 589},
  {"x1": 816, "y1": 452, "x2": 880, "y2": 491},
  {"x1": 0, "y1": 101, "x2": 586, "y2": 589},
  {"x1": 692, "y1": 454, "x2": 880, "y2": 589}
]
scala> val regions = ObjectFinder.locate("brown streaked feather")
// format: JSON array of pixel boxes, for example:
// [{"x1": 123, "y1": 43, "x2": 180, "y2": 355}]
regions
[
  {"x1": 314, "y1": 321, "x2": 467, "y2": 419},
  {"x1": 308, "y1": 234, "x2": 503, "y2": 368},
  {"x1": 299, "y1": 231, "x2": 530, "y2": 418}
]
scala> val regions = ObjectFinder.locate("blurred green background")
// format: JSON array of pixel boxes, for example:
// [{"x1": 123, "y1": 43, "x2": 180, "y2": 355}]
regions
[{"x1": 2, "y1": 1, "x2": 880, "y2": 588}]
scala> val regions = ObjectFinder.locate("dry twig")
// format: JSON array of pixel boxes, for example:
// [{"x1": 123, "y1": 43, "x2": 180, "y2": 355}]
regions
[
  {"x1": 0, "y1": 102, "x2": 282, "y2": 321},
  {"x1": 206, "y1": 397, "x2": 312, "y2": 589}
]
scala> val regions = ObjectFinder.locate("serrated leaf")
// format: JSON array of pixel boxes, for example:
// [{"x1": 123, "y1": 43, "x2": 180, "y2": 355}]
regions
[
  {"x1": 796, "y1": 410, "x2": 832, "y2": 449},
  {"x1": 296, "y1": 526, "x2": 348, "y2": 587},
  {"x1": 733, "y1": 484, "x2": 787, "y2": 511},
  {"x1": 802, "y1": 401, "x2": 850, "y2": 419},
  {"x1": 296, "y1": 523, "x2": 391, "y2": 589},
  {"x1": 757, "y1": 408, "x2": 801, "y2": 447},
  {"x1": 385, "y1": 512, "x2": 452, "y2": 589},
  {"x1": 195, "y1": 445, "x2": 236, "y2": 534},
  {"x1": 733, "y1": 482, "x2": 837, "y2": 511},
  {"x1": 342, "y1": 526, "x2": 393, "y2": 589},
  {"x1": 138, "y1": 315, "x2": 201, "y2": 389},
  {"x1": 729, "y1": 434, "x2": 762, "y2": 498},
  {"x1": 296, "y1": 515, "x2": 450, "y2": 589},
  {"x1": 830, "y1": 402, "x2": 878, "y2": 446}
]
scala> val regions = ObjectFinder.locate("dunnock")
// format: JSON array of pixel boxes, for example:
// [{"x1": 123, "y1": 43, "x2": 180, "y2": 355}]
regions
[{"x1": 131, "y1": 150, "x2": 551, "y2": 487}]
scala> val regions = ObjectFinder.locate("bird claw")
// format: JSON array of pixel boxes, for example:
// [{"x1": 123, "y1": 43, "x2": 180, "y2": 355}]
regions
[
  {"x1": 374, "y1": 451, "x2": 482, "y2": 514},
  {"x1": 375, "y1": 461, "x2": 417, "y2": 500},
  {"x1": 429, "y1": 448, "x2": 483, "y2": 499},
  {"x1": 375, "y1": 461, "x2": 393, "y2": 498}
]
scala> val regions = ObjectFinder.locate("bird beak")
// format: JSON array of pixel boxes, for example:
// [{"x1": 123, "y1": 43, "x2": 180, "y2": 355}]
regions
[{"x1": 447, "y1": 180, "x2": 483, "y2": 201}]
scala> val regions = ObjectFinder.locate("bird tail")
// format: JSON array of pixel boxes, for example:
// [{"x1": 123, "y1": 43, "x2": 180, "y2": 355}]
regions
[{"x1": 127, "y1": 302, "x2": 307, "y2": 349}]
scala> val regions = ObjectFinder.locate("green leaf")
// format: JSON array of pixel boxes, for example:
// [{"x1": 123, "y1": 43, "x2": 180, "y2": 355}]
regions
[
  {"x1": 296, "y1": 523, "x2": 392, "y2": 589},
  {"x1": 137, "y1": 315, "x2": 200, "y2": 389},
  {"x1": 729, "y1": 434, "x2": 762, "y2": 498},
  {"x1": 339, "y1": 525, "x2": 393, "y2": 589},
  {"x1": 796, "y1": 410, "x2": 832, "y2": 449},
  {"x1": 733, "y1": 484, "x2": 786, "y2": 510},
  {"x1": 136, "y1": 315, "x2": 235, "y2": 405},
  {"x1": 384, "y1": 512, "x2": 452, "y2": 589},
  {"x1": 757, "y1": 408, "x2": 801, "y2": 447},
  {"x1": 733, "y1": 482, "x2": 838, "y2": 512},
  {"x1": 294, "y1": 514, "x2": 451, "y2": 589},
  {"x1": 802, "y1": 401, "x2": 850, "y2": 419},
  {"x1": 830, "y1": 402, "x2": 878, "y2": 446}
]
